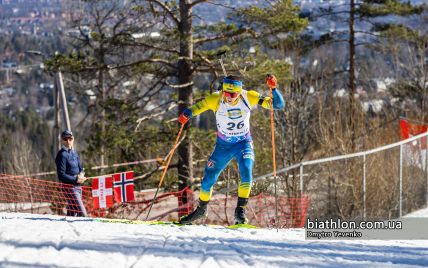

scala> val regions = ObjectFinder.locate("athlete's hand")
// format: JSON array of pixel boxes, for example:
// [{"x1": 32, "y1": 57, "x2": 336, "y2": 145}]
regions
[
  {"x1": 266, "y1": 74, "x2": 277, "y2": 90},
  {"x1": 178, "y1": 108, "x2": 192, "y2": 125}
]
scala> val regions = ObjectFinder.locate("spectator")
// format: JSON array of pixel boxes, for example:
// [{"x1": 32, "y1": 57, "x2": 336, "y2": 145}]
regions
[{"x1": 55, "y1": 130, "x2": 87, "y2": 217}]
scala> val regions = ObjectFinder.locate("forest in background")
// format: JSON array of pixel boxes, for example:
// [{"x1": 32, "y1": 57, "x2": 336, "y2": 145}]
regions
[{"x1": 0, "y1": 0, "x2": 427, "y2": 220}]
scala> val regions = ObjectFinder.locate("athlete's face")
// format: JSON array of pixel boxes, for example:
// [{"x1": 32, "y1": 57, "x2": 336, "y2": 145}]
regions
[{"x1": 223, "y1": 91, "x2": 240, "y2": 104}]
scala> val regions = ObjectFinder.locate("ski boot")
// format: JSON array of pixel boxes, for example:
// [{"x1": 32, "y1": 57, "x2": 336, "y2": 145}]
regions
[
  {"x1": 179, "y1": 200, "x2": 208, "y2": 224},
  {"x1": 234, "y1": 197, "x2": 249, "y2": 224}
]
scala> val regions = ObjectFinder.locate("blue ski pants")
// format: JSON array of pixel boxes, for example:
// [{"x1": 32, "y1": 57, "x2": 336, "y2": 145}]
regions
[{"x1": 199, "y1": 138, "x2": 254, "y2": 201}]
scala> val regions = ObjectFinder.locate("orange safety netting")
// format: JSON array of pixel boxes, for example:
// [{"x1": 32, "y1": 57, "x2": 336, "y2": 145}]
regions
[
  {"x1": 108, "y1": 187, "x2": 194, "y2": 220},
  {"x1": 0, "y1": 174, "x2": 309, "y2": 228},
  {"x1": 206, "y1": 194, "x2": 310, "y2": 228},
  {"x1": 0, "y1": 174, "x2": 193, "y2": 219},
  {"x1": 0, "y1": 174, "x2": 93, "y2": 216}
]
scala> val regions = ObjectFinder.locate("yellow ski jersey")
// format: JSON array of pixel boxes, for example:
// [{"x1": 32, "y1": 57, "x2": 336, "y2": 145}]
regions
[
  {"x1": 190, "y1": 90, "x2": 275, "y2": 143},
  {"x1": 190, "y1": 90, "x2": 273, "y2": 116}
]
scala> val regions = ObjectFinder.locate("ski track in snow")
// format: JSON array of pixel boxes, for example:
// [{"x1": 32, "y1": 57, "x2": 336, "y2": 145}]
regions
[{"x1": 0, "y1": 213, "x2": 427, "y2": 268}]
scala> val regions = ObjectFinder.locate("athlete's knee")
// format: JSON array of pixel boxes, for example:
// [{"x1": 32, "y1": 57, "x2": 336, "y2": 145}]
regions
[
  {"x1": 240, "y1": 158, "x2": 254, "y2": 181},
  {"x1": 243, "y1": 159, "x2": 254, "y2": 172},
  {"x1": 201, "y1": 161, "x2": 222, "y2": 188},
  {"x1": 201, "y1": 173, "x2": 216, "y2": 190}
]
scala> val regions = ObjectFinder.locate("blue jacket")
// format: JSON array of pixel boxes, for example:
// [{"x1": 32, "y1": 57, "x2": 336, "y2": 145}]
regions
[{"x1": 55, "y1": 148, "x2": 83, "y2": 185}]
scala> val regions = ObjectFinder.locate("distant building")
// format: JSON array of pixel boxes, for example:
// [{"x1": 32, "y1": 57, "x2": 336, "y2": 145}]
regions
[
  {"x1": 2, "y1": 60, "x2": 17, "y2": 68},
  {"x1": 362, "y1": 100, "x2": 384, "y2": 114},
  {"x1": 0, "y1": 87, "x2": 16, "y2": 96}
]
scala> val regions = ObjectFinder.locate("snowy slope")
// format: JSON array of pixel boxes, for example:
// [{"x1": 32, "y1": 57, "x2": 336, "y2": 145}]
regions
[
  {"x1": 405, "y1": 207, "x2": 428, "y2": 218},
  {"x1": 0, "y1": 213, "x2": 427, "y2": 268}
]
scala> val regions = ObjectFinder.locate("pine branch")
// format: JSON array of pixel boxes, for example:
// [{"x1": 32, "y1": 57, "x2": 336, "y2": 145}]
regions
[
  {"x1": 125, "y1": 40, "x2": 180, "y2": 55},
  {"x1": 109, "y1": 58, "x2": 177, "y2": 70},
  {"x1": 149, "y1": 0, "x2": 180, "y2": 25},
  {"x1": 193, "y1": 28, "x2": 255, "y2": 45},
  {"x1": 310, "y1": 10, "x2": 351, "y2": 19},
  {"x1": 192, "y1": 51, "x2": 219, "y2": 77},
  {"x1": 355, "y1": 40, "x2": 382, "y2": 47}
]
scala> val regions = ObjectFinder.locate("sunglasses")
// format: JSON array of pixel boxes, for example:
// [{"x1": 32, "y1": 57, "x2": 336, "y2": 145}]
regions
[
  {"x1": 223, "y1": 91, "x2": 240, "y2": 98},
  {"x1": 63, "y1": 137, "x2": 73, "y2": 141}
]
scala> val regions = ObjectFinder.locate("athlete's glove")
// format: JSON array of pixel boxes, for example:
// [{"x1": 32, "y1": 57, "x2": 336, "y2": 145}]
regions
[
  {"x1": 266, "y1": 74, "x2": 277, "y2": 90},
  {"x1": 178, "y1": 108, "x2": 192, "y2": 125}
]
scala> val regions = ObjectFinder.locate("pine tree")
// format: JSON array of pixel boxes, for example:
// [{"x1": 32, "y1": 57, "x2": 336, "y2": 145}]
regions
[
  {"x1": 132, "y1": 0, "x2": 307, "y2": 204},
  {"x1": 304, "y1": 0, "x2": 424, "y2": 151},
  {"x1": 365, "y1": 5, "x2": 427, "y2": 120},
  {"x1": 49, "y1": 0, "x2": 307, "y2": 207}
]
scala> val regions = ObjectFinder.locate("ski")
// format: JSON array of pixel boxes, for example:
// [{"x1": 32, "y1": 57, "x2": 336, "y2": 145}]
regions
[
  {"x1": 95, "y1": 218, "x2": 259, "y2": 229},
  {"x1": 227, "y1": 223, "x2": 259, "y2": 229},
  {"x1": 95, "y1": 218, "x2": 181, "y2": 225}
]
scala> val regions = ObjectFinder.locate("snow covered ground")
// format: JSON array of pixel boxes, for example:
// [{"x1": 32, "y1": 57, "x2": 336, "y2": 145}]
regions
[
  {"x1": 0, "y1": 212, "x2": 428, "y2": 268},
  {"x1": 405, "y1": 207, "x2": 428, "y2": 218}
]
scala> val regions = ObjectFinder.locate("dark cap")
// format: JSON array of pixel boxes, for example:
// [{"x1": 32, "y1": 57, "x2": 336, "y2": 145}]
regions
[{"x1": 61, "y1": 130, "x2": 73, "y2": 138}]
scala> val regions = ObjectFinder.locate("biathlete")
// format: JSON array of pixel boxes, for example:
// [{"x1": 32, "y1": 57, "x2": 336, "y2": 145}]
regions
[{"x1": 178, "y1": 74, "x2": 285, "y2": 224}]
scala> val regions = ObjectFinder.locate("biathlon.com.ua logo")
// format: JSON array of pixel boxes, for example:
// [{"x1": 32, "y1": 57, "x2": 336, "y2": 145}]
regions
[{"x1": 306, "y1": 218, "x2": 402, "y2": 230}]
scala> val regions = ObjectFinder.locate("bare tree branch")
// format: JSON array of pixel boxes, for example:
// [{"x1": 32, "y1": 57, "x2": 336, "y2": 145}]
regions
[
  {"x1": 189, "y1": 0, "x2": 208, "y2": 8},
  {"x1": 135, "y1": 102, "x2": 178, "y2": 131},
  {"x1": 204, "y1": 0, "x2": 237, "y2": 11},
  {"x1": 190, "y1": 0, "x2": 208, "y2": 7},
  {"x1": 165, "y1": 81, "x2": 194, "y2": 88}
]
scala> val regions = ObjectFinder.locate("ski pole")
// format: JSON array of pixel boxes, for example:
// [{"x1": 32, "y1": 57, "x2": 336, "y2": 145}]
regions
[
  {"x1": 145, "y1": 122, "x2": 185, "y2": 220},
  {"x1": 267, "y1": 74, "x2": 279, "y2": 229}
]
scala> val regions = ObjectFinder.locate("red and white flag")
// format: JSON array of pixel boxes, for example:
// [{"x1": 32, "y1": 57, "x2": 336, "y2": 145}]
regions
[
  {"x1": 92, "y1": 176, "x2": 113, "y2": 209},
  {"x1": 400, "y1": 118, "x2": 427, "y2": 148},
  {"x1": 400, "y1": 118, "x2": 428, "y2": 139},
  {"x1": 400, "y1": 118, "x2": 428, "y2": 169},
  {"x1": 113, "y1": 171, "x2": 135, "y2": 203}
]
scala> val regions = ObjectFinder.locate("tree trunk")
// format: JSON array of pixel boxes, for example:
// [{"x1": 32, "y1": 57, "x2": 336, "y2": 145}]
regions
[
  {"x1": 177, "y1": 0, "x2": 193, "y2": 215},
  {"x1": 349, "y1": 0, "x2": 356, "y2": 151}
]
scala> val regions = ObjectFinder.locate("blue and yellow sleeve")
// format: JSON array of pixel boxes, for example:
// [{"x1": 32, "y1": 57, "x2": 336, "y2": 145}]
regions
[
  {"x1": 247, "y1": 89, "x2": 285, "y2": 110},
  {"x1": 190, "y1": 92, "x2": 221, "y2": 116}
]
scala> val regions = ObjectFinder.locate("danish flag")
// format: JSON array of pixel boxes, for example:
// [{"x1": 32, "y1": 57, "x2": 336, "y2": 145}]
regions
[
  {"x1": 113, "y1": 171, "x2": 135, "y2": 203},
  {"x1": 92, "y1": 176, "x2": 113, "y2": 209}
]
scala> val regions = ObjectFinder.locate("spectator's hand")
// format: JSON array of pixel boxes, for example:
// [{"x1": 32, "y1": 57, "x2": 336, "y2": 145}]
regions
[
  {"x1": 178, "y1": 108, "x2": 192, "y2": 125},
  {"x1": 266, "y1": 74, "x2": 278, "y2": 90},
  {"x1": 77, "y1": 173, "x2": 86, "y2": 184},
  {"x1": 77, "y1": 177, "x2": 87, "y2": 184}
]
